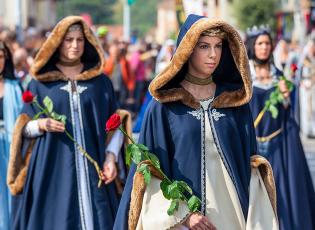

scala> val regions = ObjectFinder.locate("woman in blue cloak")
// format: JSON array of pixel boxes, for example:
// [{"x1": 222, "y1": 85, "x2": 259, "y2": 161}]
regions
[
  {"x1": 0, "y1": 41, "x2": 23, "y2": 230},
  {"x1": 7, "y1": 16, "x2": 124, "y2": 230},
  {"x1": 114, "y1": 15, "x2": 278, "y2": 230},
  {"x1": 246, "y1": 27, "x2": 315, "y2": 229}
]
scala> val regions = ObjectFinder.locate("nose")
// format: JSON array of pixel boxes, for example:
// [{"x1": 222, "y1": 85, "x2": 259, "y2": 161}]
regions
[
  {"x1": 72, "y1": 39, "x2": 78, "y2": 48},
  {"x1": 208, "y1": 47, "x2": 216, "y2": 59}
]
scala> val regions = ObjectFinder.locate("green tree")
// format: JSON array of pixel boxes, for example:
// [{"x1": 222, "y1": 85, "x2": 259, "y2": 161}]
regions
[
  {"x1": 57, "y1": 0, "x2": 116, "y2": 24},
  {"x1": 113, "y1": 0, "x2": 158, "y2": 37},
  {"x1": 232, "y1": 0, "x2": 279, "y2": 32}
]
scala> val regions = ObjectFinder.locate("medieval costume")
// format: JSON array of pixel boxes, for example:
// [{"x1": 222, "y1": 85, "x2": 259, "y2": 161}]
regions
[
  {"x1": 0, "y1": 41, "x2": 23, "y2": 230},
  {"x1": 7, "y1": 16, "x2": 122, "y2": 230},
  {"x1": 247, "y1": 29, "x2": 315, "y2": 229},
  {"x1": 114, "y1": 15, "x2": 278, "y2": 230}
]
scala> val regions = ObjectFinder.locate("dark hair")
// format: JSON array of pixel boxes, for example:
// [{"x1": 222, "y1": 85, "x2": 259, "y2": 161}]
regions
[
  {"x1": 245, "y1": 32, "x2": 274, "y2": 64},
  {"x1": 0, "y1": 41, "x2": 16, "y2": 79}
]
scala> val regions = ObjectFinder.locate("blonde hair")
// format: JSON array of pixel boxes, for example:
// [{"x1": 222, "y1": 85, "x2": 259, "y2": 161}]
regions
[{"x1": 201, "y1": 28, "x2": 226, "y2": 39}]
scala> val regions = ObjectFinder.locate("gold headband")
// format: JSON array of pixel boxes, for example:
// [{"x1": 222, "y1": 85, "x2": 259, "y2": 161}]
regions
[{"x1": 201, "y1": 28, "x2": 226, "y2": 39}]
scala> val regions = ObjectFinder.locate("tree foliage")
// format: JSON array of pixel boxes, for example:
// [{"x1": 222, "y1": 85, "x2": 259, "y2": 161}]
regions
[
  {"x1": 113, "y1": 0, "x2": 158, "y2": 37},
  {"x1": 57, "y1": 0, "x2": 116, "y2": 24},
  {"x1": 232, "y1": 0, "x2": 279, "y2": 31}
]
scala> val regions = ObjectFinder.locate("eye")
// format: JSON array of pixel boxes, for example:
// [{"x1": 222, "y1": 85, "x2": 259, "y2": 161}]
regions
[
  {"x1": 215, "y1": 44, "x2": 222, "y2": 49},
  {"x1": 77, "y1": 38, "x2": 84, "y2": 42},
  {"x1": 199, "y1": 44, "x2": 209, "y2": 49},
  {"x1": 65, "y1": 38, "x2": 73, "y2": 42}
]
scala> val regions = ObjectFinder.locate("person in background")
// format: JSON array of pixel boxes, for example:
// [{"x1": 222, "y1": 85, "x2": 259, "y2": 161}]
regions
[
  {"x1": 246, "y1": 26, "x2": 315, "y2": 230},
  {"x1": 0, "y1": 40, "x2": 23, "y2": 230}
]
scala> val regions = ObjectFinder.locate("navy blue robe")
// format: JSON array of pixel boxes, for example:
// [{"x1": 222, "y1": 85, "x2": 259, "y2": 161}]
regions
[
  {"x1": 11, "y1": 75, "x2": 118, "y2": 230},
  {"x1": 250, "y1": 84, "x2": 315, "y2": 229},
  {"x1": 114, "y1": 93, "x2": 257, "y2": 229}
]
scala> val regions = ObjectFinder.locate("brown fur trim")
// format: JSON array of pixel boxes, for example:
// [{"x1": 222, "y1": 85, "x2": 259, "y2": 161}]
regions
[
  {"x1": 250, "y1": 155, "x2": 277, "y2": 216},
  {"x1": 117, "y1": 109, "x2": 133, "y2": 145},
  {"x1": 7, "y1": 114, "x2": 35, "y2": 195},
  {"x1": 30, "y1": 16, "x2": 105, "y2": 82},
  {"x1": 149, "y1": 18, "x2": 252, "y2": 109},
  {"x1": 128, "y1": 161, "x2": 164, "y2": 230}
]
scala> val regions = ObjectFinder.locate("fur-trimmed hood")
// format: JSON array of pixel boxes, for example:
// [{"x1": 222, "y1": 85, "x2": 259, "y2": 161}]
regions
[
  {"x1": 30, "y1": 16, "x2": 105, "y2": 82},
  {"x1": 149, "y1": 14, "x2": 252, "y2": 109}
]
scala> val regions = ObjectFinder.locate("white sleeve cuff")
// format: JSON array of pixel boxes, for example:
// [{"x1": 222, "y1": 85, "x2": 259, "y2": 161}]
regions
[
  {"x1": 106, "y1": 129, "x2": 124, "y2": 162},
  {"x1": 23, "y1": 120, "x2": 44, "y2": 138}
]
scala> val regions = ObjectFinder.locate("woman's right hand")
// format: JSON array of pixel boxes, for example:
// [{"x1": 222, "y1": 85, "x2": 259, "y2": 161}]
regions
[
  {"x1": 183, "y1": 213, "x2": 216, "y2": 230},
  {"x1": 38, "y1": 118, "x2": 65, "y2": 133}
]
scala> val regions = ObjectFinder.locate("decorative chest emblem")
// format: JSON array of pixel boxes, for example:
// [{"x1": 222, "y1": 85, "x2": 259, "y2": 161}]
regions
[
  {"x1": 211, "y1": 109, "x2": 225, "y2": 121},
  {"x1": 188, "y1": 108, "x2": 202, "y2": 120},
  {"x1": 60, "y1": 82, "x2": 88, "y2": 94}
]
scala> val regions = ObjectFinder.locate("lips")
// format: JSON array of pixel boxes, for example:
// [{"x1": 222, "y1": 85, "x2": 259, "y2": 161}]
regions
[{"x1": 205, "y1": 63, "x2": 216, "y2": 68}]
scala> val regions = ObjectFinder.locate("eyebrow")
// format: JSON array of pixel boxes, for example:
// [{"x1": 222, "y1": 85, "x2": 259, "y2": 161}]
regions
[{"x1": 197, "y1": 41, "x2": 223, "y2": 45}]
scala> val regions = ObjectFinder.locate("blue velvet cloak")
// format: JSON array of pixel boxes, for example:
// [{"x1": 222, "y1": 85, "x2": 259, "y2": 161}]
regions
[
  {"x1": 9, "y1": 16, "x2": 119, "y2": 230},
  {"x1": 114, "y1": 13, "x2": 260, "y2": 229},
  {"x1": 250, "y1": 79, "x2": 315, "y2": 229},
  {"x1": 11, "y1": 75, "x2": 119, "y2": 230}
]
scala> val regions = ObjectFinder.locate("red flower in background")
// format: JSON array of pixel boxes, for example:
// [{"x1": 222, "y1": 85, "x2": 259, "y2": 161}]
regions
[
  {"x1": 290, "y1": 63, "x2": 298, "y2": 73},
  {"x1": 22, "y1": 90, "x2": 34, "y2": 103},
  {"x1": 106, "y1": 114, "x2": 121, "y2": 132}
]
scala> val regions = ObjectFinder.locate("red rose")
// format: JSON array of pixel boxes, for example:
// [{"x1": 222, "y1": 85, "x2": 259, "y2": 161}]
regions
[
  {"x1": 22, "y1": 90, "x2": 34, "y2": 103},
  {"x1": 290, "y1": 63, "x2": 298, "y2": 73},
  {"x1": 106, "y1": 114, "x2": 121, "y2": 132}
]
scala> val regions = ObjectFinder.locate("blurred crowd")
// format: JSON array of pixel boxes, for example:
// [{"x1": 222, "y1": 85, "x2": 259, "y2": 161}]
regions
[{"x1": 1, "y1": 22, "x2": 315, "y2": 135}]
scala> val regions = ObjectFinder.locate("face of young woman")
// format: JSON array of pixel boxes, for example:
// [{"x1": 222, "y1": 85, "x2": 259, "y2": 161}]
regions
[
  {"x1": 0, "y1": 50, "x2": 5, "y2": 74},
  {"x1": 59, "y1": 30, "x2": 85, "y2": 62},
  {"x1": 188, "y1": 36, "x2": 222, "y2": 78},
  {"x1": 254, "y1": 34, "x2": 272, "y2": 61}
]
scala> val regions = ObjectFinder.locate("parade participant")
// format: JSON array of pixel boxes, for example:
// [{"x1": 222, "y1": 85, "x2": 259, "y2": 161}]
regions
[
  {"x1": 298, "y1": 36, "x2": 315, "y2": 138},
  {"x1": 0, "y1": 41, "x2": 23, "y2": 230},
  {"x1": 246, "y1": 26, "x2": 315, "y2": 229},
  {"x1": 114, "y1": 14, "x2": 278, "y2": 230},
  {"x1": 7, "y1": 16, "x2": 124, "y2": 230}
]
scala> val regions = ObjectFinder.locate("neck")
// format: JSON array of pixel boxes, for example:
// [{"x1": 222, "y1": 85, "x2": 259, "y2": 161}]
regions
[
  {"x1": 56, "y1": 62, "x2": 83, "y2": 80},
  {"x1": 185, "y1": 72, "x2": 213, "y2": 85},
  {"x1": 181, "y1": 79, "x2": 216, "y2": 101},
  {"x1": 58, "y1": 58, "x2": 81, "y2": 67}
]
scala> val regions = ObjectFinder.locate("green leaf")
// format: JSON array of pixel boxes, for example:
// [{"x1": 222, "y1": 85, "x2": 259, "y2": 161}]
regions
[
  {"x1": 269, "y1": 92, "x2": 278, "y2": 105},
  {"x1": 167, "y1": 199, "x2": 179, "y2": 216},
  {"x1": 137, "y1": 144, "x2": 149, "y2": 152},
  {"x1": 43, "y1": 96, "x2": 53, "y2": 113},
  {"x1": 167, "y1": 182, "x2": 183, "y2": 200},
  {"x1": 269, "y1": 104, "x2": 278, "y2": 118},
  {"x1": 264, "y1": 100, "x2": 271, "y2": 109},
  {"x1": 126, "y1": 144, "x2": 133, "y2": 166},
  {"x1": 160, "y1": 179, "x2": 172, "y2": 200},
  {"x1": 59, "y1": 115, "x2": 67, "y2": 124},
  {"x1": 33, "y1": 111, "x2": 45, "y2": 120},
  {"x1": 137, "y1": 163, "x2": 151, "y2": 185},
  {"x1": 148, "y1": 152, "x2": 160, "y2": 169},
  {"x1": 143, "y1": 168, "x2": 151, "y2": 184},
  {"x1": 277, "y1": 92, "x2": 284, "y2": 103},
  {"x1": 188, "y1": 195, "x2": 201, "y2": 212},
  {"x1": 178, "y1": 181, "x2": 193, "y2": 195},
  {"x1": 131, "y1": 144, "x2": 142, "y2": 164}
]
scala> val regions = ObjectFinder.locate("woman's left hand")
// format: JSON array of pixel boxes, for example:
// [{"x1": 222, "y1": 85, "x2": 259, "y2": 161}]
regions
[
  {"x1": 102, "y1": 152, "x2": 117, "y2": 184},
  {"x1": 278, "y1": 80, "x2": 290, "y2": 99}
]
